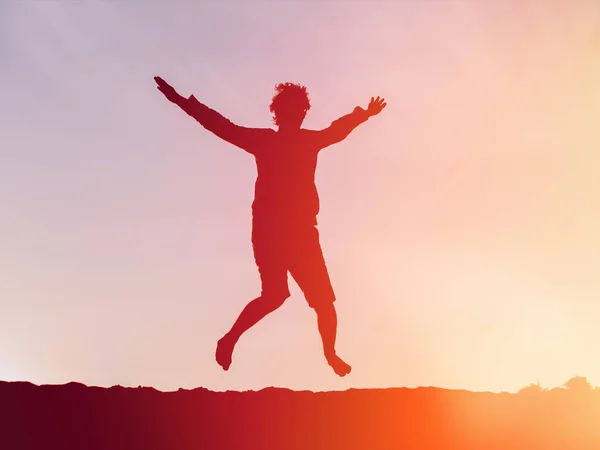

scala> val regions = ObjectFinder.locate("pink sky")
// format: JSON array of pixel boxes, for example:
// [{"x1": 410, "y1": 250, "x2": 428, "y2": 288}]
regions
[{"x1": 1, "y1": 0, "x2": 599, "y2": 393}]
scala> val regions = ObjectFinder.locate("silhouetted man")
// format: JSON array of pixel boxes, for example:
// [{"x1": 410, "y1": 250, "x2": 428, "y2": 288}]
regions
[{"x1": 155, "y1": 76, "x2": 386, "y2": 376}]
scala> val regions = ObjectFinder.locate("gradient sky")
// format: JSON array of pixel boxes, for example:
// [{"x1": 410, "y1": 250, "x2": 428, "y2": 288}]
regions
[{"x1": 1, "y1": 0, "x2": 599, "y2": 393}]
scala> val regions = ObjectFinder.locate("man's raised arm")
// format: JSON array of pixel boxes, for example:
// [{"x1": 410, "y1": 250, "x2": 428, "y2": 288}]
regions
[
  {"x1": 155, "y1": 76, "x2": 263, "y2": 154},
  {"x1": 314, "y1": 96, "x2": 386, "y2": 150}
]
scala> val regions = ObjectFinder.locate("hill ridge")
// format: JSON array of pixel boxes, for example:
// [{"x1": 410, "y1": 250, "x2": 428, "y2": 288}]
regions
[{"x1": 2, "y1": 379, "x2": 599, "y2": 449}]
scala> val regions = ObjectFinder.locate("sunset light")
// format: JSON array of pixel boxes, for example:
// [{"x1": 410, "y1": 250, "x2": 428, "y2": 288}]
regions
[{"x1": 1, "y1": 0, "x2": 599, "y2": 395}]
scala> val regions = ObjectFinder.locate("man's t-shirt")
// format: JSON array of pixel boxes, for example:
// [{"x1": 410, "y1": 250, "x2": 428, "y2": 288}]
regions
[{"x1": 180, "y1": 95, "x2": 369, "y2": 230}]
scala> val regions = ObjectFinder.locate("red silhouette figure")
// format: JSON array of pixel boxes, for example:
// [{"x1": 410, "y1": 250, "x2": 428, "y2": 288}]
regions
[{"x1": 155, "y1": 76, "x2": 386, "y2": 376}]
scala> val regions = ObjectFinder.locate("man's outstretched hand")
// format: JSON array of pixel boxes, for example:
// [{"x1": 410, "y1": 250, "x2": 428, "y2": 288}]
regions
[
  {"x1": 155, "y1": 76, "x2": 181, "y2": 103},
  {"x1": 366, "y1": 96, "x2": 386, "y2": 117}
]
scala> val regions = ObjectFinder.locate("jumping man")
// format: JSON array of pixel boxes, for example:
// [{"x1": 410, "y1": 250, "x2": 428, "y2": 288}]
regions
[{"x1": 155, "y1": 76, "x2": 386, "y2": 376}]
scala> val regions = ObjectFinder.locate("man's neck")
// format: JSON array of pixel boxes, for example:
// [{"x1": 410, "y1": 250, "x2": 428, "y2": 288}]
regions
[{"x1": 277, "y1": 126, "x2": 302, "y2": 134}]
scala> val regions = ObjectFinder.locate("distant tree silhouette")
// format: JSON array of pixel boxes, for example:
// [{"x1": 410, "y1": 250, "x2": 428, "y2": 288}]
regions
[
  {"x1": 563, "y1": 375, "x2": 593, "y2": 391},
  {"x1": 518, "y1": 380, "x2": 545, "y2": 395}
]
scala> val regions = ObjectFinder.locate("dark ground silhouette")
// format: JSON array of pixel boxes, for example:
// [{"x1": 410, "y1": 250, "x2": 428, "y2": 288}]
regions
[
  {"x1": 155, "y1": 77, "x2": 385, "y2": 377},
  {"x1": 2, "y1": 379, "x2": 600, "y2": 450}
]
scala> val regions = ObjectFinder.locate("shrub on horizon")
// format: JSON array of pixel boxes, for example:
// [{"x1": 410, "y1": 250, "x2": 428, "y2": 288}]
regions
[
  {"x1": 563, "y1": 376, "x2": 593, "y2": 391},
  {"x1": 518, "y1": 380, "x2": 545, "y2": 395}
]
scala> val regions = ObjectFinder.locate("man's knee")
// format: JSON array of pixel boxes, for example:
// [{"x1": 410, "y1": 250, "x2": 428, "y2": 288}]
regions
[
  {"x1": 307, "y1": 294, "x2": 336, "y2": 311},
  {"x1": 260, "y1": 292, "x2": 290, "y2": 311}
]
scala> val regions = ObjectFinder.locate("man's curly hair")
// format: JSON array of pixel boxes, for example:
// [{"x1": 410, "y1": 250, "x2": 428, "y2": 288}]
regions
[{"x1": 269, "y1": 82, "x2": 311, "y2": 126}]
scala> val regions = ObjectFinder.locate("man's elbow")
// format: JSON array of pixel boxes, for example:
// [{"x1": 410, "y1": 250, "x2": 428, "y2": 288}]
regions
[{"x1": 330, "y1": 126, "x2": 353, "y2": 142}]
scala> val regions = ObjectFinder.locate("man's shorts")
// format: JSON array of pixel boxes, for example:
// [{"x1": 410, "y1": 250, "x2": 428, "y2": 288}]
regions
[{"x1": 251, "y1": 224, "x2": 336, "y2": 308}]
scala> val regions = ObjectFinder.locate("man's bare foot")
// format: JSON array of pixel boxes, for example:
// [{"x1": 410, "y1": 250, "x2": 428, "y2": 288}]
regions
[
  {"x1": 326, "y1": 353, "x2": 352, "y2": 377},
  {"x1": 215, "y1": 335, "x2": 236, "y2": 371}
]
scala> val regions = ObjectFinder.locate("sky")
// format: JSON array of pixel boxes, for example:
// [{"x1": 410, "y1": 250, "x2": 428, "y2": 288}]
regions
[{"x1": 1, "y1": 0, "x2": 599, "y2": 394}]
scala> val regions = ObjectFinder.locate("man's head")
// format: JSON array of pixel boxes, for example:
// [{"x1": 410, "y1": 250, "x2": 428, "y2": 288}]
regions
[{"x1": 270, "y1": 82, "x2": 311, "y2": 130}]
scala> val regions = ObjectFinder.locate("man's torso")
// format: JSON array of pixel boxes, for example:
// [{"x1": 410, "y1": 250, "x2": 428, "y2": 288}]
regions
[{"x1": 251, "y1": 129, "x2": 322, "y2": 231}]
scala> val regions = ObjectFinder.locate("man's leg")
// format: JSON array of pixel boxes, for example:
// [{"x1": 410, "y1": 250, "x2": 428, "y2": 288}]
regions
[
  {"x1": 216, "y1": 229, "x2": 290, "y2": 371},
  {"x1": 289, "y1": 226, "x2": 351, "y2": 377},
  {"x1": 216, "y1": 293, "x2": 288, "y2": 371},
  {"x1": 313, "y1": 301, "x2": 352, "y2": 377}
]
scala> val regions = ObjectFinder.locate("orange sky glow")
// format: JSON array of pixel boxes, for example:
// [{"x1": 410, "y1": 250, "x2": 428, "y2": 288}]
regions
[{"x1": 1, "y1": 0, "x2": 599, "y2": 393}]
